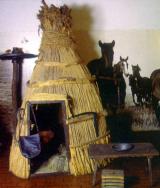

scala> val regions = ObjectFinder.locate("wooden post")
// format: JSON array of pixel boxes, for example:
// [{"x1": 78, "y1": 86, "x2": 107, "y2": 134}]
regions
[
  {"x1": 12, "y1": 58, "x2": 23, "y2": 126},
  {"x1": 0, "y1": 48, "x2": 37, "y2": 128}
]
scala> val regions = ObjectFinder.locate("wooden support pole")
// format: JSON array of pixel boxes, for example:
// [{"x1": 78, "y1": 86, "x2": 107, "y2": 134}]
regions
[{"x1": 0, "y1": 48, "x2": 37, "y2": 129}]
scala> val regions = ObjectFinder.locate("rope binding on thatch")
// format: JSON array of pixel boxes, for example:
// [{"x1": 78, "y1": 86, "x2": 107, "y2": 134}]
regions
[
  {"x1": 29, "y1": 77, "x2": 96, "y2": 88},
  {"x1": 69, "y1": 133, "x2": 110, "y2": 149}
]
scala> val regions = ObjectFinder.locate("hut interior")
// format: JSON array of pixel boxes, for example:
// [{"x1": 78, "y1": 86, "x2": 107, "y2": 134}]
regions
[{"x1": 28, "y1": 101, "x2": 69, "y2": 175}]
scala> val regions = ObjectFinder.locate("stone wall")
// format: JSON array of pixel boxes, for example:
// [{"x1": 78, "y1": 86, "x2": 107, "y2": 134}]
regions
[{"x1": 0, "y1": 60, "x2": 13, "y2": 134}]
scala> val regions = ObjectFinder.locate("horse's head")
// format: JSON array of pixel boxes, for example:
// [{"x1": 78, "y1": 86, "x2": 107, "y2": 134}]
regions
[
  {"x1": 132, "y1": 64, "x2": 141, "y2": 77},
  {"x1": 120, "y1": 56, "x2": 128, "y2": 67},
  {"x1": 114, "y1": 56, "x2": 129, "y2": 77},
  {"x1": 99, "y1": 40, "x2": 115, "y2": 68}
]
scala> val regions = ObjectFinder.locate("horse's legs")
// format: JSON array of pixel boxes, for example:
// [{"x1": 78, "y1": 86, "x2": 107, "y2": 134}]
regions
[
  {"x1": 118, "y1": 89, "x2": 126, "y2": 107},
  {"x1": 116, "y1": 78, "x2": 126, "y2": 107},
  {"x1": 146, "y1": 91, "x2": 152, "y2": 105},
  {"x1": 131, "y1": 90, "x2": 137, "y2": 105},
  {"x1": 137, "y1": 93, "x2": 143, "y2": 106}
]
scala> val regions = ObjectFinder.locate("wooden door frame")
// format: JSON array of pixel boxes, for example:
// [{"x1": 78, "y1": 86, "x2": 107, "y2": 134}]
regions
[{"x1": 26, "y1": 100, "x2": 70, "y2": 159}]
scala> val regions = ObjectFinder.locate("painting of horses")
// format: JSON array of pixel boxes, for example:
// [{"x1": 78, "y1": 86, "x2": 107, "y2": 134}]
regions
[{"x1": 87, "y1": 40, "x2": 160, "y2": 132}]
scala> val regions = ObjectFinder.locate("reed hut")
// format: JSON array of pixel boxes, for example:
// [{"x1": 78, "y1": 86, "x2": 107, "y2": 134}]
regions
[{"x1": 9, "y1": 1, "x2": 110, "y2": 179}]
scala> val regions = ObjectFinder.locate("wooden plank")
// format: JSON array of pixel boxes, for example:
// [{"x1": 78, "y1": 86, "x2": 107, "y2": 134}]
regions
[{"x1": 88, "y1": 143, "x2": 159, "y2": 159}]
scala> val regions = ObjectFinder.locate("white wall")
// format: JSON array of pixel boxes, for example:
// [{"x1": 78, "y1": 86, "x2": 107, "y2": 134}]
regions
[
  {"x1": 1, "y1": 0, "x2": 160, "y2": 31},
  {"x1": 0, "y1": 0, "x2": 160, "y2": 97}
]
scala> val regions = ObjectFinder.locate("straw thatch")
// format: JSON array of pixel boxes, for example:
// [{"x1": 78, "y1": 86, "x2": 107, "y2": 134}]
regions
[{"x1": 9, "y1": 1, "x2": 110, "y2": 179}]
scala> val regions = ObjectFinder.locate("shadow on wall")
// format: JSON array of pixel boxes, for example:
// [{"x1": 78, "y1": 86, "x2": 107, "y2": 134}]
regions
[
  {"x1": 0, "y1": 104, "x2": 12, "y2": 150},
  {"x1": 71, "y1": 5, "x2": 98, "y2": 63}
]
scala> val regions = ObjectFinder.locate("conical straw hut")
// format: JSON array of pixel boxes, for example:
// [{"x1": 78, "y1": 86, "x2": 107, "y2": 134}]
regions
[{"x1": 9, "y1": 1, "x2": 110, "y2": 179}]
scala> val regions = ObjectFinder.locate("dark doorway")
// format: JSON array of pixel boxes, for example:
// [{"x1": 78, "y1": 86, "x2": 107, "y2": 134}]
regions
[{"x1": 28, "y1": 101, "x2": 69, "y2": 175}]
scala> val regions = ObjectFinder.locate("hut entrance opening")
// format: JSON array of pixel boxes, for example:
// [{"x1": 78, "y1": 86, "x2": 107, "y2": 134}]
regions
[{"x1": 29, "y1": 101, "x2": 69, "y2": 175}]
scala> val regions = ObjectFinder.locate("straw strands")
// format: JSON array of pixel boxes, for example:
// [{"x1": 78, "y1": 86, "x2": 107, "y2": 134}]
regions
[
  {"x1": 9, "y1": 106, "x2": 30, "y2": 179},
  {"x1": 9, "y1": 2, "x2": 110, "y2": 179}
]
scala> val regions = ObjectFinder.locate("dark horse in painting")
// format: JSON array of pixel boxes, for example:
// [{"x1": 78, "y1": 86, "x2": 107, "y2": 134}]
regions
[
  {"x1": 129, "y1": 65, "x2": 152, "y2": 106},
  {"x1": 150, "y1": 68, "x2": 160, "y2": 123},
  {"x1": 87, "y1": 40, "x2": 127, "y2": 114}
]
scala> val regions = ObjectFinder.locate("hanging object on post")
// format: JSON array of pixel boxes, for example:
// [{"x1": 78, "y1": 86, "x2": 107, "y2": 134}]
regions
[{"x1": 17, "y1": 103, "x2": 41, "y2": 159}]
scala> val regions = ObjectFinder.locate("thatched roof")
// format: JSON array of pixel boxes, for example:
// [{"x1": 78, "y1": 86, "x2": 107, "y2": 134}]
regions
[{"x1": 9, "y1": 1, "x2": 110, "y2": 179}]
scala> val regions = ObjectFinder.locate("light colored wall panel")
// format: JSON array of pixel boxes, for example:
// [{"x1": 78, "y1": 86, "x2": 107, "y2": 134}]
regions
[{"x1": 0, "y1": 0, "x2": 160, "y2": 99}]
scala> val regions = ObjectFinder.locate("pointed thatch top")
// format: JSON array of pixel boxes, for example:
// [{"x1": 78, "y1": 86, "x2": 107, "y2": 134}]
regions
[
  {"x1": 37, "y1": 1, "x2": 77, "y2": 62},
  {"x1": 38, "y1": 0, "x2": 72, "y2": 33}
]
